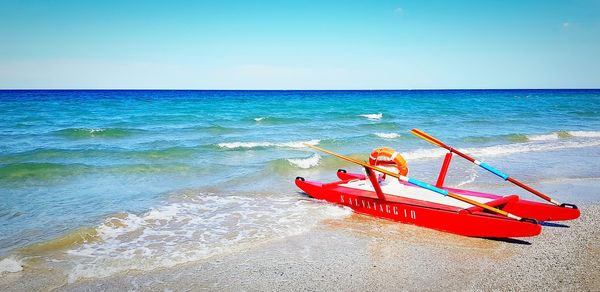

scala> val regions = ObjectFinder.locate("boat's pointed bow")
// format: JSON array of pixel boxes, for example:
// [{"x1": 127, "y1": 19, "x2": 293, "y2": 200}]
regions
[
  {"x1": 295, "y1": 177, "x2": 324, "y2": 199},
  {"x1": 336, "y1": 169, "x2": 365, "y2": 180},
  {"x1": 558, "y1": 208, "x2": 581, "y2": 221},
  {"x1": 503, "y1": 200, "x2": 581, "y2": 221},
  {"x1": 487, "y1": 219, "x2": 542, "y2": 238},
  {"x1": 557, "y1": 204, "x2": 581, "y2": 221},
  {"x1": 523, "y1": 219, "x2": 543, "y2": 237}
]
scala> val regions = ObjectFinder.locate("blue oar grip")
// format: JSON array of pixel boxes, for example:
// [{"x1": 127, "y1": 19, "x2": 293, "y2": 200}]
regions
[
  {"x1": 408, "y1": 178, "x2": 449, "y2": 196},
  {"x1": 479, "y1": 162, "x2": 509, "y2": 180}
]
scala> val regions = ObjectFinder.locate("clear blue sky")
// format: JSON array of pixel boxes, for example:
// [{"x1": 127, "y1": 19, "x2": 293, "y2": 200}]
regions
[{"x1": 0, "y1": 0, "x2": 598, "y2": 89}]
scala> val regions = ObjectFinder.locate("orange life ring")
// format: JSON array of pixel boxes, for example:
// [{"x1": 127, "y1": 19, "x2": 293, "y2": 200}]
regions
[{"x1": 368, "y1": 147, "x2": 409, "y2": 176}]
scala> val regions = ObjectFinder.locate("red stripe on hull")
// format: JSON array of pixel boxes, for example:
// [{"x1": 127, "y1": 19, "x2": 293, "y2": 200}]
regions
[{"x1": 296, "y1": 178, "x2": 541, "y2": 238}]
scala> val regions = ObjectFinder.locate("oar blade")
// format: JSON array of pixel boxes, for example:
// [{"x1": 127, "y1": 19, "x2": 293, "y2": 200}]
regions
[{"x1": 410, "y1": 128, "x2": 445, "y2": 147}]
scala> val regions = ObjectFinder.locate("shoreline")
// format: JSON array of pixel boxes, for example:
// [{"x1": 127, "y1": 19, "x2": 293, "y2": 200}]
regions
[{"x1": 2, "y1": 202, "x2": 598, "y2": 291}]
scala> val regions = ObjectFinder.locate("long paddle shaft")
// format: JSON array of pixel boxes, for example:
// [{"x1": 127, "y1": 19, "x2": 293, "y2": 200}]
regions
[
  {"x1": 304, "y1": 144, "x2": 529, "y2": 222},
  {"x1": 411, "y1": 128, "x2": 562, "y2": 206}
]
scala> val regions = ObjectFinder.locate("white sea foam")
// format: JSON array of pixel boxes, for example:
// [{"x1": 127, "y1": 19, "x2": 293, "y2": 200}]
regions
[
  {"x1": 0, "y1": 257, "x2": 23, "y2": 273},
  {"x1": 279, "y1": 139, "x2": 320, "y2": 148},
  {"x1": 254, "y1": 117, "x2": 265, "y2": 122},
  {"x1": 374, "y1": 132, "x2": 400, "y2": 139},
  {"x1": 63, "y1": 193, "x2": 351, "y2": 282},
  {"x1": 359, "y1": 113, "x2": 383, "y2": 120},
  {"x1": 568, "y1": 131, "x2": 600, "y2": 138},
  {"x1": 218, "y1": 142, "x2": 272, "y2": 149},
  {"x1": 469, "y1": 139, "x2": 600, "y2": 157},
  {"x1": 287, "y1": 153, "x2": 321, "y2": 169},
  {"x1": 527, "y1": 133, "x2": 560, "y2": 141},
  {"x1": 217, "y1": 139, "x2": 319, "y2": 149},
  {"x1": 403, "y1": 139, "x2": 600, "y2": 161},
  {"x1": 455, "y1": 166, "x2": 479, "y2": 187},
  {"x1": 524, "y1": 130, "x2": 600, "y2": 141},
  {"x1": 402, "y1": 148, "x2": 448, "y2": 160}
]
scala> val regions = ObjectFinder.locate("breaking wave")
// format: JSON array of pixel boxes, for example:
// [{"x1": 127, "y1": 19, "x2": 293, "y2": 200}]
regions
[
  {"x1": 248, "y1": 116, "x2": 307, "y2": 125},
  {"x1": 359, "y1": 113, "x2": 383, "y2": 120},
  {"x1": 287, "y1": 153, "x2": 321, "y2": 169},
  {"x1": 374, "y1": 132, "x2": 400, "y2": 139},
  {"x1": 25, "y1": 192, "x2": 352, "y2": 282},
  {"x1": 569, "y1": 130, "x2": 600, "y2": 138},
  {"x1": 217, "y1": 139, "x2": 320, "y2": 150},
  {"x1": 526, "y1": 133, "x2": 561, "y2": 141},
  {"x1": 267, "y1": 153, "x2": 369, "y2": 172},
  {"x1": 403, "y1": 138, "x2": 600, "y2": 161},
  {"x1": 464, "y1": 130, "x2": 600, "y2": 143}
]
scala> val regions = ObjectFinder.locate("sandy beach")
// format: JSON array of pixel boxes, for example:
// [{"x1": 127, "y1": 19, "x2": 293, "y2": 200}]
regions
[
  {"x1": 2, "y1": 186, "x2": 598, "y2": 291},
  {"x1": 2, "y1": 0, "x2": 600, "y2": 290}
]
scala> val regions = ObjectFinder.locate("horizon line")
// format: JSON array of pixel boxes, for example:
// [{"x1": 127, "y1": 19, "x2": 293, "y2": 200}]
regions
[{"x1": 1, "y1": 88, "x2": 599, "y2": 91}]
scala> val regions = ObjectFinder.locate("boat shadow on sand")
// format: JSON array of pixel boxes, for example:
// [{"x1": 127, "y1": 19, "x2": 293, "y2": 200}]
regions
[
  {"x1": 482, "y1": 237, "x2": 532, "y2": 245},
  {"x1": 483, "y1": 221, "x2": 570, "y2": 245},
  {"x1": 540, "y1": 221, "x2": 570, "y2": 228}
]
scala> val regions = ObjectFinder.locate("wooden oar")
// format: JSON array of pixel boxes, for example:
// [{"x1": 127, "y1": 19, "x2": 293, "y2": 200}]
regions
[
  {"x1": 410, "y1": 128, "x2": 564, "y2": 206},
  {"x1": 304, "y1": 143, "x2": 534, "y2": 222}
]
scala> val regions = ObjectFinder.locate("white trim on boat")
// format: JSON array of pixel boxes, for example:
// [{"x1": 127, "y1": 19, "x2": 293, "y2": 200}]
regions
[{"x1": 339, "y1": 179, "x2": 493, "y2": 209}]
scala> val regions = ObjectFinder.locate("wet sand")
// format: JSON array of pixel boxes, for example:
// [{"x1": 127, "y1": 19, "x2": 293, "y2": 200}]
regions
[{"x1": 2, "y1": 202, "x2": 598, "y2": 291}]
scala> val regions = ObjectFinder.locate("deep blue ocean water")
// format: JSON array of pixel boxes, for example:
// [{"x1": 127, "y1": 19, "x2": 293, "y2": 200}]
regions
[{"x1": 1, "y1": 89, "x2": 599, "y2": 278}]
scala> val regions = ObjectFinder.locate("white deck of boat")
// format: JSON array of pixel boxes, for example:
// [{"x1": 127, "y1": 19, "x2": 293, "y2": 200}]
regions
[{"x1": 339, "y1": 178, "x2": 494, "y2": 209}]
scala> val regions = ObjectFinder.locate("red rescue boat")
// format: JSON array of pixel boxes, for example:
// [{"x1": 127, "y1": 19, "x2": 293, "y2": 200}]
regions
[{"x1": 295, "y1": 130, "x2": 580, "y2": 238}]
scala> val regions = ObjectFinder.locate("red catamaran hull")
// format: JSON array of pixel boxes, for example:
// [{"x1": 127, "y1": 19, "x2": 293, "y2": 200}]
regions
[
  {"x1": 336, "y1": 171, "x2": 580, "y2": 222},
  {"x1": 295, "y1": 170, "x2": 576, "y2": 238}
]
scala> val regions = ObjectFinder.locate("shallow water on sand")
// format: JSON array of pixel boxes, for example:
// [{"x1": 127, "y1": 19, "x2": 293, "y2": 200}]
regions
[{"x1": 1, "y1": 89, "x2": 599, "y2": 280}]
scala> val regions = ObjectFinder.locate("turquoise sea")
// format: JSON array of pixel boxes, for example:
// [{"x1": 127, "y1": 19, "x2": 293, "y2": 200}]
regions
[{"x1": 1, "y1": 89, "x2": 600, "y2": 280}]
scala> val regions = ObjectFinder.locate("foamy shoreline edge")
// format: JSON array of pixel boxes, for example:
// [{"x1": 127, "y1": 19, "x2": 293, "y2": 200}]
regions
[{"x1": 3, "y1": 201, "x2": 598, "y2": 291}]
